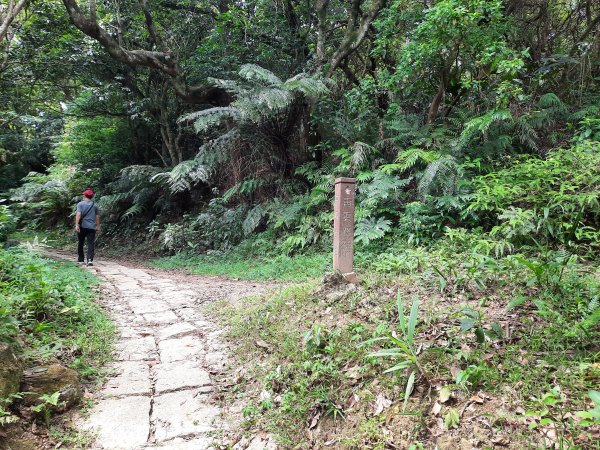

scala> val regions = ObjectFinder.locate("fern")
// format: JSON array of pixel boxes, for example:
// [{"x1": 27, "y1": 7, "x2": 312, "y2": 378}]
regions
[
  {"x1": 151, "y1": 160, "x2": 211, "y2": 193},
  {"x1": 418, "y1": 155, "x2": 460, "y2": 197},
  {"x1": 243, "y1": 203, "x2": 267, "y2": 235},
  {"x1": 395, "y1": 147, "x2": 441, "y2": 173},
  {"x1": 177, "y1": 65, "x2": 330, "y2": 196},
  {"x1": 457, "y1": 109, "x2": 512, "y2": 150},
  {"x1": 121, "y1": 203, "x2": 144, "y2": 221},
  {"x1": 223, "y1": 178, "x2": 266, "y2": 202},
  {"x1": 355, "y1": 216, "x2": 392, "y2": 245},
  {"x1": 538, "y1": 93, "x2": 566, "y2": 111},
  {"x1": 96, "y1": 165, "x2": 164, "y2": 222},
  {"x1": 239, "y1": 64, "x2": 283, "y2": 85},
  {"x1": 178, "y1": 107, "x2": 239, "y2": 133},
  {"x1": 282, "y1": 73, "x2": 329, "y2": 97}
]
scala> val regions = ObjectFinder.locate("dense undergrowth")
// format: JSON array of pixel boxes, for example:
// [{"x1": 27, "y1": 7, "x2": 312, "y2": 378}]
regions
[
  {"x1": 0, "y1": 243, "x2": 114, "y2": 437},
  {"x1": 212, "y1": 240, "x2": 599, "y2": 448},
  {"x1": 0, "y1": 247, "x2": 114, "y2": 374}
]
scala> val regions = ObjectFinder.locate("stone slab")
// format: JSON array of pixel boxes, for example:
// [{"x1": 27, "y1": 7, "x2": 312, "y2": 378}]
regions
[
  {"x1": 162, "y1": 292, "x2": 194, "y2": 308},
  {"x1": 154, "y1": 360, "x2": 211, "y2": 394},
  {"x1": 115, "y1": 336, "x2": 156, "y2": 361},
  {"x1": 129, "y1": 299, "x2": 172, "y2": 315},
  {"x1": 85, "y1": 395, "x2": 151, "y2": 449},
  {"x1": 152, "y1": 390, "x2": 219, "y2": 441},
  {"x1": 101, "y1": 361, "x2": 151, "y2": 398},
  {"x1": 159, "y1": 336, "x2": 204, "y2": 363},
  {"x1": 205, "y1": 352, "x2": 227, "y2": 371},
  {"x1": 158, "y1": 322, "x2": 197, "y2": 341},
  {"x1": 148, "y1": 437, "x2": 214, "y2": 449},
  {"x1": 174, "y1": 307, "x2": 205, "y2": 321},
  {"x1": 143, "y1": 310, "x2": 179, "y2": 325}
]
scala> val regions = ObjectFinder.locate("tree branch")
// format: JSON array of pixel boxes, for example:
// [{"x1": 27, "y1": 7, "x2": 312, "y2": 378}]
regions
[
  {"x1": 0, "y1": 0, "x2": 29, "y2": 43},
  {"x1": 61, "y1": 0, "x2": 231, "y2": 105},
  {"x1": 315, "y1": 0, "x2": 330, "y2": 65},
  {"x1": 326, "y1": 0, "x2": 386, "y2": 76}
]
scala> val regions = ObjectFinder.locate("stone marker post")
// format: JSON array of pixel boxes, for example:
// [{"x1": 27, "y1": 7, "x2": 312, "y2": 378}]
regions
[{"x1": 333, "y1": 177, "x2": 357, "y2": 281}]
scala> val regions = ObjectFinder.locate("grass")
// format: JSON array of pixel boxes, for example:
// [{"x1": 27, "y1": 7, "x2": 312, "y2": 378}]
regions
[
  {"x1": 0, "y1": 244, "x2": 115, "y2": 446},
  {"x1": 10, "y1": 229, "x2": 74, "y2": 250},
  {"x1": 207, "y1": 240, "x2": 600, "y2": 449},
  {"x1": 153, "y1": 251, "x2": 331, "y2": 281},
  {"x1": 0, "y1": 246, "x2": 115, "y2": 380}
]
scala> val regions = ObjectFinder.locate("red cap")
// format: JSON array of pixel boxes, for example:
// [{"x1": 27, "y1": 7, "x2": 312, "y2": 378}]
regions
[{"x1": 82, "y1": 189, "x2": 95, "y2": 198}]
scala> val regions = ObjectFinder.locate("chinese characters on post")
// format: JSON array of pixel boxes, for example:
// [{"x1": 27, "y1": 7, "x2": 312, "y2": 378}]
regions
[{"x1": 333, "y1": 177, "x2": 356, "y2": 276}]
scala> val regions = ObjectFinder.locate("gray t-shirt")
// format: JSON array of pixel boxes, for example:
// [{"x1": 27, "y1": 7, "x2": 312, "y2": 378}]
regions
[{"x1": 76, "y1": 201, "x2": 100, "y2": 229}]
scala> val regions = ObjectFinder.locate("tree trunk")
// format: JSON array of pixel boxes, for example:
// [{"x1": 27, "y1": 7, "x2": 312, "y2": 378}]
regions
[{"x1": 427, "y1": 72, "x2": 447, "y2": 124}]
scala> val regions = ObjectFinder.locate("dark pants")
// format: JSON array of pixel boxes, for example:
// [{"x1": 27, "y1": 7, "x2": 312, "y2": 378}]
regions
[{"x1": 77, "y1": 228, "x2": 96, "y2": 262}]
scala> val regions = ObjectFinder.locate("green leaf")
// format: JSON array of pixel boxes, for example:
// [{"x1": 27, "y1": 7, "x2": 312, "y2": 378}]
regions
[
  {"x1": 475, "y1": 328, "x2": 486, "y2": 343},
  {"x1": 397, "y1": 291, "x2": 406, "y2": 333},
  {"x1": 407, "y1": 297, "x2": 419, "y2": 344},
  {"x1": 383, "y1": 361, "x2": 412, "y2": 373},
  {"x1": 490, "y1": 321, "x2": 504, "y2": 339},
  {"x1": 460, "y1": 318, "x2": 475, "y2": 332},
  {"x1": 505, "y1": 296, "x2": 528, "y2": 312},
  {"x1": 589, "y1": 390, "x2": 600, "y2": 406},
  {"x1": 403, "y1": 371, "x2": 416, "y2": 411},
  {"x1": 444, "y1": 408, "x2": 460, "y2": 429}
]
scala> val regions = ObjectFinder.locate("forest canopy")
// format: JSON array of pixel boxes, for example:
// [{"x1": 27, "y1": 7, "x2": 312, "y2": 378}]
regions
[{"x1": 0, "y1": 0, "x2": 599, "y2": 249}]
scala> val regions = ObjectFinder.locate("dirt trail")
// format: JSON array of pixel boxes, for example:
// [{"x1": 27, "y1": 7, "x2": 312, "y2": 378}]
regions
[{"x1": 58, "y1": 256, "x2": 275, "y2": 450}]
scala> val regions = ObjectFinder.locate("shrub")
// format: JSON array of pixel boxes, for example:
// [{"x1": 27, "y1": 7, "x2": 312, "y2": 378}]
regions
[
  {"x1": 465, "y1": 141, "x2": 600, "y2": 252},
  {"x1": 0, "y1": 205, "x2": 16, "y2": 243}
]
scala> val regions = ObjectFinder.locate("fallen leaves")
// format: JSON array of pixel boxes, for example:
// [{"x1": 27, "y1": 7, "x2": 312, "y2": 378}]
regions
[
  {"x1": 374, "y1": 393, "x2": 393, "y2": 415},
  {"x1": 254, "y1": 339, "x2": 270, "y2": 350},
  {"x1": 439, "y1": 386, "x2": 452, "y2": 404},
  {"x1": 444, "y1": 407, "x2": 460, "y2": 429}
]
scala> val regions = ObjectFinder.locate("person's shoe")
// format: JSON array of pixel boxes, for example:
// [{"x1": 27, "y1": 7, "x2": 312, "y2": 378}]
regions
[
  {"x1": 86, "y1": 260, "x2": 94, "y2": 266},
  {"x1": 77, "y1": 260, "x2": 85, "y2": 264}
]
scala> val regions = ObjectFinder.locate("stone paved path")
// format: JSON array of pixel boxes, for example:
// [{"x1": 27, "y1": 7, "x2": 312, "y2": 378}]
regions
[{"x1": 73, "y1": 258, "x2": 273, "y2": 450}]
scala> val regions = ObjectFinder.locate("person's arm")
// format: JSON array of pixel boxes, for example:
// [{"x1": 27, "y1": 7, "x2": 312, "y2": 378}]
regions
[
  {"x1": 95, "y1": 213, "x2": 101, "y2": 232},
  {"x1": 75, "y1": 211, "x2": 81, "y2": 232}
]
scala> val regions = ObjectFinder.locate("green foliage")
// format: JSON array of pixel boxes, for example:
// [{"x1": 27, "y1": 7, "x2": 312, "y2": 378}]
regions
[
  {"x1": 31, "y1": 391, "x2": 62, "y2": 426},
  {"x1": 9, "y1": 172, "x2": 73, "y2": 228},
  {"x1": 355, "y1": 217, "x2": 391, "y2": 245},
  {"x1": 0, "y1": 248, "x2": 114, "y2": 377},
  {"x1": 54, "y1": 116, "x2": 133, "y2": 186},
  {"x1": 0, "y1": 393, "x2": 23, "y2": 426},
  {"x1": 368, "y1": 294, "x2": 423, "y2": 410},
  {"x1": 466, "y1": 141, "x2": 600, "y2": 252},
  {"x1": 98, "y1": 165, "x2": 164, "y2": 225},
  {"x1": 0, "y1": 204, "x2": 16, "y2": 242},
  {"x1": 575, "y1": 391, "x2": 600, "y2": 427},
  {"x1": 153, "y1": 243, "x2": 329, "y2": 281}
]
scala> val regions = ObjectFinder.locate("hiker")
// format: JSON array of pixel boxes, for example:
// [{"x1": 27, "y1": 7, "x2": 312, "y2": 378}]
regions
[{"x1": 75, "y1": 189, "x2": 100, "y2": 266}]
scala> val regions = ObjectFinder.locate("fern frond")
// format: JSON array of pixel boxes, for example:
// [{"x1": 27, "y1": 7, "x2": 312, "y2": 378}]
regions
[
  {"x1": 239, "y1": 64, "x2": 282, "y2": 86},
  {"x1": 178, "y1": 107, "x2": 240, "y2": 133},
  {"x1": 234, "y1": 88, "x2": 292, "y2": 119},
  {"x1": 349, "y1": 142, "x2": 377, "y2": 170},
  {"x1": 121, "y1": 203, "x2": 143, "y2": 221},
  {"x1": 243, "y1": 203, "x2": 267, "y2": 235},
  {"x1": 418, "y1": 155, "x2": 459, "y2": 197},
  {"x1": 395, "y1": 147, "x2": 441, "y2": 172},
  {"x1": 283, "y1": 74, "x2": 329, "y2": 97},
  {"x1": 458, "y1": 109, "x2": 512, "y2": 150},
  {"x1": 355, "y1": 216, "x2": 392, "y2": 244},
  {"x1": 151, "y1": 160, "x2": 211, "y2": 193},
  {"x1": 538, "y1": 93, "x2": 565, "y2": 110}
]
